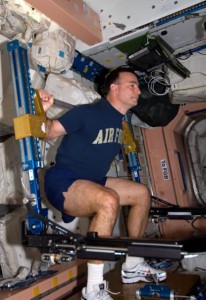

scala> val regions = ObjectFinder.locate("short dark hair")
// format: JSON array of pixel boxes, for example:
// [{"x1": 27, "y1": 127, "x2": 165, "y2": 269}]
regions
[{"x1": 103, "y1": 66, "x2": 137, "y2": 97}]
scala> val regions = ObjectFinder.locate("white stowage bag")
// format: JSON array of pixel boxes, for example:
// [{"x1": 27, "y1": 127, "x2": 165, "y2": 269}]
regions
[
  {"x1": 45, "y1": 73, "x2": 101, "y2": 106},
  {"x1": 0, "y1": 0, "x2": 26, "y2": 38},
  {"x1": 31, "y1": 28, "x2": 76, "y2": 74},
  {"x1": 0, "y1": 206, "x2": 42, "y2": 278},
  {"x1": 0, "y1": 0, "x2": 6, "y2": 27},
  {"x1": 167, "y1": 51, "x2": 206, "y2": 104},
  {"x1": 181, "y1": 254, "x2": 206, "y2": 272},
  {"x1": 0, "y1": 0, "x2": 50, "y2": 42}
]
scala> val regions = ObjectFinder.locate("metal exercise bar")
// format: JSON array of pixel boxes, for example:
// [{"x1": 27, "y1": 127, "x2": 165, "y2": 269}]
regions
[
  {"x1": 22, "y1": 200, "x2": 206, "y2": 262},
  {"x1": 150, "y1": 206, "x2": 206, "y2": 220},
  {"x1": 7, "y1": 39, "x2": 47, "y2": 234},
  {"x1": 22, "y1": 219, "x2": 206, "y2": 262},
  {"x1": 123, "y1": 113, "x2": 141, "y2": 182}
]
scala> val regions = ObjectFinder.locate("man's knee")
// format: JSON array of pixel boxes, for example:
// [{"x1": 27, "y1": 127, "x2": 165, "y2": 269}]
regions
[
  {"x1": 98, "y1": 188, "x2": 120, "y2": 217},
  {"x1": 133, "y1": 183, "x2": 151, "y2": 207},
  {"x1": 143, "y1": 184, "x2": 151, "y2": 201}
]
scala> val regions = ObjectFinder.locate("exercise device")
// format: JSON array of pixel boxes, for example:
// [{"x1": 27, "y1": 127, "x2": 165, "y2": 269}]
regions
[
  {"x1": 7, "y1": 39, "x2": 48, "y2": 235},
  {"x1": 122, "y1": 113, "x2": 141, "y2": 183},
  {"x1": 7, "y1": 38, "x2": 206, "y2": 263},
  {"x1": 150, "y1": 196, "x2": 206, "y2": 221},
  {"x1": 6, "y1": 39, "x2": 206, "y2": 299}
]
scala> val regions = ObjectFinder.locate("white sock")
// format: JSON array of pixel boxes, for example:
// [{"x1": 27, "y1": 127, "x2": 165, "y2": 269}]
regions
[
  {"x1": 124, "y1": 255, "x2": 144, "y2": 269},
  {"x1": 86, "y1": 262, "x2": 104, "y2": 294}
]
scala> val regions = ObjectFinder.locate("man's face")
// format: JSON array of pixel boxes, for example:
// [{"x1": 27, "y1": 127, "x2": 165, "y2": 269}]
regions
[{"x1": 115, "y1": 72, "x2": 141, "y2": 110}]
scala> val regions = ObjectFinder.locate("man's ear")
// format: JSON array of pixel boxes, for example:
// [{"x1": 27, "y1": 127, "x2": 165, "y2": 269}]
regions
[{"x1": 110, "y1": 83, "x2": 118, "y2": 93}]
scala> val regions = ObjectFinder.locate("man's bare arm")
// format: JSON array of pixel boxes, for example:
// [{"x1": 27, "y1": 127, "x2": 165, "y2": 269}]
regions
[
  {"x1": 45, "y1": 118, "x2": 66, "y2": 140},
  {"x1": 38, "y1": 89, "x2": 66, "y2": 140}
]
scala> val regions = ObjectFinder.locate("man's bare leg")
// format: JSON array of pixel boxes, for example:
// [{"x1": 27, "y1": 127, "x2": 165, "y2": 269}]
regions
[
  {"x1": 62, "y1": 179, "x2": 121, "y2": 292},
  {"x1": 63, "y1": 179, "x2": 120, "y2": 236},
  {"x1": 105, "y1": 177, "x2": 151, "y2": 238},
  {"x1": 105, "y1": 178, "x2": 167, "y2": 283}
]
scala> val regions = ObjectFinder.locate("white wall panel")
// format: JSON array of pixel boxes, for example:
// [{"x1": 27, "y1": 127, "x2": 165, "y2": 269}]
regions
[{"x1": 85, "y1": 0, "x2": 205, "y2": 41}]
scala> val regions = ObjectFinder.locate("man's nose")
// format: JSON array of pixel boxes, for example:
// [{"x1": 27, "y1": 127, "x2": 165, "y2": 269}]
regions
[{"x1": 136, "y1": 87, "x2": 141, "y2": 96}]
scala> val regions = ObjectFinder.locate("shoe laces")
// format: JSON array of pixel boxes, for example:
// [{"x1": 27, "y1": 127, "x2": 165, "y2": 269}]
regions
[
  {"x1": 140, "y1": 261, "x2": 160, "y2": 273},
  {"x1": 97, "y1": 283, "x2": 120, "y2": 299},
  {"x1": 141, "y1": 261, "x2": 152, "y2": 270},
  {"x1": 137, "y1": 262, "x2": 162, "y2": 283}
]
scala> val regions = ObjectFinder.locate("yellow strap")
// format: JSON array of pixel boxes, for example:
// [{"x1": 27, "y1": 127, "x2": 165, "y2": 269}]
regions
[{"x1": 122, "y1": 120, "x2": 137, "y2": 154}]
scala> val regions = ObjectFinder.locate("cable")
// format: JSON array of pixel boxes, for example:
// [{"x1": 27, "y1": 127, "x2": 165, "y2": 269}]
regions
[
  {"x1": 178, "y1": 52, "x2": 191, "y2": 60},
  {"x1": 197, "y1": 51, "x2": 206, "y2": 55},
  {"x1": 146, "y1": 70, "x2": 171, "y2": 96},
  {"x1": 191, "y1": 71, "x2": 206, "y2": 77},
  {"x1": 191, "y1": 216, "x2": 206, "y2": 232}
]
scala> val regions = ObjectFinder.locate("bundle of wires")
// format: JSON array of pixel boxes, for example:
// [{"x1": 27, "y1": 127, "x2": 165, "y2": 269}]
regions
[{"x1": 146, "y1": 70, "x2": 171, "y2": 96}]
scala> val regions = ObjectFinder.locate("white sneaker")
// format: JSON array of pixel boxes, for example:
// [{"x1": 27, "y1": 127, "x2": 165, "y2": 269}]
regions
[
  {"x1": 81, "y1": 281, "x2": 116, "y2": 300},
  {"x1": 121, "y1": 261, "x2": 167, "y2": 284}
]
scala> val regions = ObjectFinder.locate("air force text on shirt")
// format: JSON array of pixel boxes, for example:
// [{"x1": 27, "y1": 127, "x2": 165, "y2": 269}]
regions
[{"x1": 92, "y1": 128, "x2": 123, "y2": 144}]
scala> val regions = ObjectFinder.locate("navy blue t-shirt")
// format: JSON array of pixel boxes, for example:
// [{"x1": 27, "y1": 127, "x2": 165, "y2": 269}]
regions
[{"x1": 56, "y1": 98, "x2": 124, "y2": 180}]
